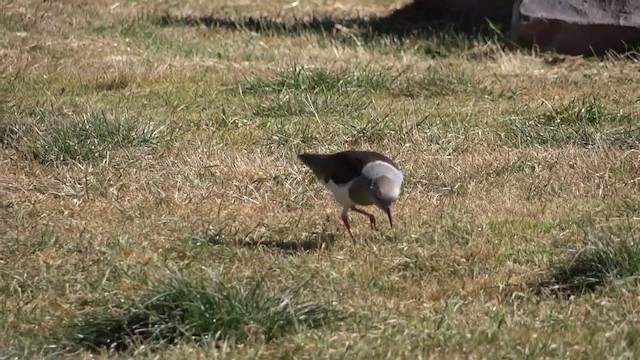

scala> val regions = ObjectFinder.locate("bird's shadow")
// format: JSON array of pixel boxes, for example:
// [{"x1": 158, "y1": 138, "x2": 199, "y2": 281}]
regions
[
  {"x1": 238, "y1": 230, "x2": 338, "y2": 254},
  {"x1": 155, "y1": 1, "x2": 513, "y2": 42}
]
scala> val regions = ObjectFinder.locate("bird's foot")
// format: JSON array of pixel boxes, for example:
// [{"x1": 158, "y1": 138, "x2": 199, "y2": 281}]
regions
[
  {"x1": 369, "y1": 215, "x2": 377, "y2": 230},
  {"x1": 351, "y1": 206, "x2": 377, "y2": 231},
  {"x1": 341, "y1": 214, "x2": 356, "y2": 243}
]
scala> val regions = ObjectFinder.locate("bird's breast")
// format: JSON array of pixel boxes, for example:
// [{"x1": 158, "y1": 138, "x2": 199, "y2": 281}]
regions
[{"x1": 325, "y1": 179, "x2": 355, "y2": 207}]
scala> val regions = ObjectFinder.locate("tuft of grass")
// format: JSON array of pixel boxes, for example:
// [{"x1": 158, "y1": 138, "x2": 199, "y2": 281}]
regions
[
  {"x1": 118, "y1": 19, "x2": 201, "y2": 56},
  {"x1": 503, "y1": 99, "x2": 640, "y2": 148},
  {"x1": 537, "y1": 99, "x2": 633, "y2": 126},
  {"x1": 251, "y1": 91, "x2": 372, "y2": 118},
  {"x1": 546, "y1": 222, "x2": 640, "y2": 294},
  {"x1": 242, "y1": 66, "x2": 391, "y2": 94},
  {"x1": 239, "y1": 67, "x2": 390, "y2": 121},
  {"x1": 25, "y1": 110, "x2": 163, "y2": 165},
  {"x1": 415, "y1": 27, "x2": 485, "y2": 58},
  {"x1": 63, "y1": 275, "x2": 342, "y2": 353},
  {"x1": 0, "y1": 115, "x2": 24, "y2": 148},
  {"x1": 93, "y1": 75, "x2": 130, "y2": 92},
  {"x1": 395, "y1": 70, "x2": 486, "y2": 98}
]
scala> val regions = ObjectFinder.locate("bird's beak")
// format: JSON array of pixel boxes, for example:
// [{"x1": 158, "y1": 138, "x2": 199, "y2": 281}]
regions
[{"x1": 385, "y1": 207, "x2": 393, "y2": 228}]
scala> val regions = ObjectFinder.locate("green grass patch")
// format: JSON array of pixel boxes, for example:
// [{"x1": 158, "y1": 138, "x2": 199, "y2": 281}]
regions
[
  {"x1": 251, "y1": 91, "x2": 372, "y2": 119},
  {"x1": 395, "y1": 69, "x2": 489, "y2": 98},
  {"x1": 546, "y1": 222, "x2": 640, "y2": 294},
  {"x1": 0, "y1": 11, "x2": 32, "y2": 32},
  {"x1": 93, "y1": 74, "x2": 131, "y2": 92},
  {"x1": 37, "y1": 111, "x2": 162, "y2": 165},
  {"x1": 0, "y1": 115, "x2": 23, "y2": 149},
  {"x1": 237, "y1": 66, "x2": 409, "y2": 142},
  {"x1": 503, "y1": 99, "x2": 640, "y2": 148},
  {"x1": 242, "y1": 66, "x2": 391, "y2": 94},
  {"x1": 62, "y1": 275, "x2": 342, "y2": 353},
  {"x1": 2, "y1": 109, "x2": 164, "y2": 165},
  {"x1": 118, "y1": 20, "x2": 202, "y2": 56},
  {"x1": 486, "y1": 218, "x2": 559, "y2": 240},
  {"x1": 413, "y1": 27, "x2": 490, "y2": 58}
]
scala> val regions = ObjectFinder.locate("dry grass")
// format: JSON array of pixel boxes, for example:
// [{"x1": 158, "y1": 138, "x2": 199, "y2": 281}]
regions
[{"x1": 2, "y1": 0, "x2": 640, "y2": 358}]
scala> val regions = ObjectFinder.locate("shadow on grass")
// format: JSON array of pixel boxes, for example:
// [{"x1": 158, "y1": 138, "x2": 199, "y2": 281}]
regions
[
  {"x1": 240, "y1": 231, "x2": 337, "y2": 254},
  {"x1": 185, "y1": 224, "x2": 338, "y2": 254},
  {"x1": 155, "y1": 1, "x2": 512, "y2": 48}
]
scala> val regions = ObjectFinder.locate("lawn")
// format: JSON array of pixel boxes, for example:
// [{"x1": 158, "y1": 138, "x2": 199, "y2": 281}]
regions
[{"x1": 2, "y1": 0, "x2": 640, "y2": 358}]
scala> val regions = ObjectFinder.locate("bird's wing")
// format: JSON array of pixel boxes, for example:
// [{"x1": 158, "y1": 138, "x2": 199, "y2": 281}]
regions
[{"x1": 326, "y1": 153, "x2": 365, "y2": 184}]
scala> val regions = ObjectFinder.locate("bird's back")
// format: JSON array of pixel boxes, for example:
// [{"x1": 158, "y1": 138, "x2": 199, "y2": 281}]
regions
[{"x1": 298, "y1": 150, "x2": 399, "y2": 185}]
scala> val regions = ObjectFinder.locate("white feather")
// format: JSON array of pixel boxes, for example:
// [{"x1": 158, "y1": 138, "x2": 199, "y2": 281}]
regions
[{"x1": 325, "y1": 179, "x2": 355, "y2": 208}]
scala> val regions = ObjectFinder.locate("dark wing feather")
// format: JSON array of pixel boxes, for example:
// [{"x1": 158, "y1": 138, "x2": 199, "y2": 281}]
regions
[
  {"x1": 327, "y1": 150, "x2": 398, "y2": 184},
  {"x1": 325, "y1": 152, "x2": 365, "y2": 184},
  {"x1": 298, "y1": 153, "x2": 332, "y2": 182},
  {"x1": 299, "y1": 150, "x2": 398, "y2": 185},
  {"x1": 349, "y1": 150, "x2": 399, "y2": 169}
]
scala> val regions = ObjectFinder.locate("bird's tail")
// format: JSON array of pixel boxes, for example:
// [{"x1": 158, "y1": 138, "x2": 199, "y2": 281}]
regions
[
  {"x1": 298, "y1": 153, "x2": 322, "y2": 168},
  {"x1": 298, "y1": 153, "x2": 329, "y2": 178}
]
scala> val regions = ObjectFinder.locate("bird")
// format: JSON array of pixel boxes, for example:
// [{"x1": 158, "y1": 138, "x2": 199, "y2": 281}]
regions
[{"x1": 298, "y1": 150, "x2": 404, "y2": 241}]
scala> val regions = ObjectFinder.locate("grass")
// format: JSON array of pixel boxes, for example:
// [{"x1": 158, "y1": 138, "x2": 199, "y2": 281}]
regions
[
  {"x1": 2, "y1": 0, "x2": 640, "y2": 358},
  {"x1": 1, "y1": 108, "x2": 165, "y2": 165},
  {"x1": 63, "y1": 274, "x2": 341, "y2": 353},
  {"x1": 241, "y1": 66, "x2": 391, "y2": 94},
  {"x1": 503, "y1": 99, "x2": 640, "y2": 148},
  {"x1": 546, "y1": 222, "x2": 640, "y2": 294},
  {"x1": 395, "y1": 69, "x2": 490, "y2": 98}
]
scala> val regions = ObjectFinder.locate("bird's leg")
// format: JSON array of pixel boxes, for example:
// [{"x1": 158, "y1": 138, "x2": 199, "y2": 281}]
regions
[
  {"x1": 341, "y1": 208, "x2": 356, "y2": 242},
  {"x1": 350, "y1": 206, "x2": 377, "y2": 230}
]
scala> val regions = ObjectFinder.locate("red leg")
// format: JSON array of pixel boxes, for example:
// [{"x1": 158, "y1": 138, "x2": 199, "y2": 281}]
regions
[
  {"x1": 351, "y1": 206, "x2": 377, "y2": 230},
  {"x1": 341, "y1": 213, "x2": 356, "y2": 242}
]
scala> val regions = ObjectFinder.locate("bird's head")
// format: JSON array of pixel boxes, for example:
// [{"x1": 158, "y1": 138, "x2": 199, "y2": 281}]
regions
[{"x1": 371, "y1": 176, "x2": 401, "y2": 227}]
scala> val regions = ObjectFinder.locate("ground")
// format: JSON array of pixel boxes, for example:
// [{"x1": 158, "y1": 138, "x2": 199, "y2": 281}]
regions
[{"x1": 1, "y1": 0, "x2": 640, "y2": 358}]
